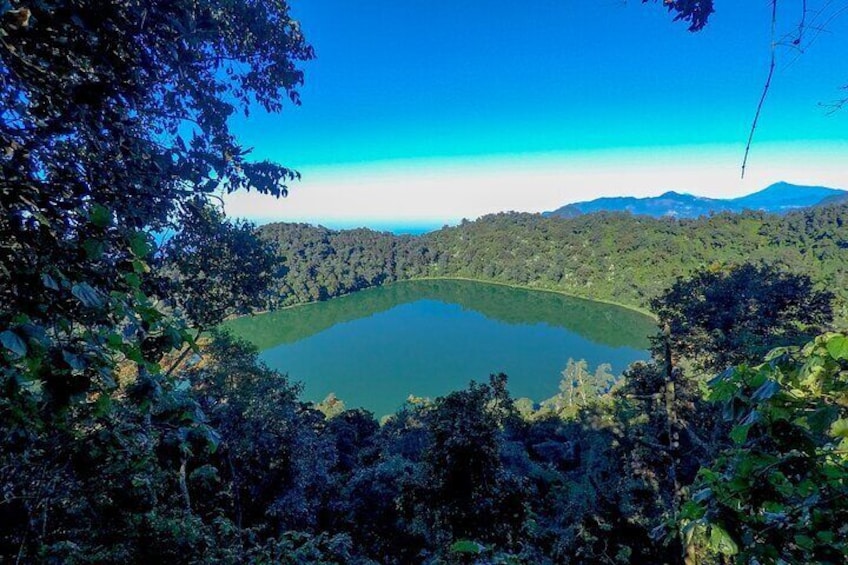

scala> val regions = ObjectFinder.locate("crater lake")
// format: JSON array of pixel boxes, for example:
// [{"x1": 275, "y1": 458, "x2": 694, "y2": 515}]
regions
[{"x1": 221, "y1": 279, "x2": 656, "y2": 416}]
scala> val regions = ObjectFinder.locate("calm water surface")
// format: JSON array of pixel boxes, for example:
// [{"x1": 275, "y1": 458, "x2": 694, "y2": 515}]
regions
[{"x1": 222, "y1": 280, "x2": 655, "y2": 416}]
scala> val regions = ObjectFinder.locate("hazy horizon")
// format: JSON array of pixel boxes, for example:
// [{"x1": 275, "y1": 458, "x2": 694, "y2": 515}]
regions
[
  {"x1": 222, "y1": 1, "x2": 848, "y2": 226},
  {"x1": 232, "y1": 172, "x2": 846, "y2": 232}
]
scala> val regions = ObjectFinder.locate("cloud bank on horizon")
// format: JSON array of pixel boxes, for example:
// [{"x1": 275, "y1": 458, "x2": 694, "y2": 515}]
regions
[
  {"x1": 223, "y1": 141, "x2": 848, "y2": 225},
  {"x1": 223, "y1": 1, "x2": 848, "y2": 226}
]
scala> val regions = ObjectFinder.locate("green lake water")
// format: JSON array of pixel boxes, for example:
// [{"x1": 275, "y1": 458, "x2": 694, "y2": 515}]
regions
[{"x1": 222, "y1": 280, "x2": 656, "y2": 416}]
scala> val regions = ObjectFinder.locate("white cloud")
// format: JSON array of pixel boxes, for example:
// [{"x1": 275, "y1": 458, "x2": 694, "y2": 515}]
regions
[{"x1": 222, "y1": 141, "x2": 848, "y2": 225}]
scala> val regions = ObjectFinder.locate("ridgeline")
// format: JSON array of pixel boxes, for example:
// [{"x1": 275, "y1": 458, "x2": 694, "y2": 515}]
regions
[{"x1": 259, "y1": 204, "x2": 848, "y2": 323}]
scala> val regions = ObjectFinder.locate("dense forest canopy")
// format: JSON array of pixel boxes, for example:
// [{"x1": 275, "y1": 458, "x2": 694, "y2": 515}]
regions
[
  {"x1": 1, "y1": 0, "x2": 311, "y2": 408},
  {"x1": 258, "y1": 204, "x2": 848, "y2": 324},
  {"x1": 1, "y1": 0, "x2": 847, "y2": 563}
]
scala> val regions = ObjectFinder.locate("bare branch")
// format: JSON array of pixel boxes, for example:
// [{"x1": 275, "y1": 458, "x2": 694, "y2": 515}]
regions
[{"x1": 742, "y1": 0, "x2": 779, "y2": 179}]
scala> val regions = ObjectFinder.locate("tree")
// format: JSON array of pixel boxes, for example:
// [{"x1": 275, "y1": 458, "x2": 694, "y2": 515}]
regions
[
  {"x1": 1, "y1": 0, "x2": 312, "y2": 408},
  {"x1": 187, "y1": 332, "x2": 336, "y2": 535},
  {"x1": 537, "y1": 359, "x2": 616, "y2": 419},
  {"x1": 680, "y1": 333, "x2": 848, "y2": 563},
  {"x1": 160, "y1": 200, "x2": 280, "y2": 331},
  {"x1": 415, "y1": 375, "x2": 527, "y2": 550},
  {"x1": 561, "y1": 359, "x2": 717, "y2": 564},
  {"x1": 651, "y1": 263, "x2": 834, "y2": 373},
  {"x1": 645, "y1": 0, "x2": 714, "y2": 32},
  {"x1": 0, "y1": 1, "x2": 312, "y2": 559}
]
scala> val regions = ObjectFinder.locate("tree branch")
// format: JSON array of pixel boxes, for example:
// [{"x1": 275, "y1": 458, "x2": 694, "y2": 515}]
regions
[{"x1": 742, "y1": 0, "x2": 779, "y2": 179}]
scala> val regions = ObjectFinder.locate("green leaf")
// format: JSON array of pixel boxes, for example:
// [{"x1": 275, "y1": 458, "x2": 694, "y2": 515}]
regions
[
  {"x1": 123, "y1": 272, "x2": 141, "y2": 288},
  {"x1": 131, "y1": 258, "x2": 150, "y2": 274},
  {"x1": 825, "y1": 334, "x2": 848, "y2": 360},
  {"x1": 0, "y1": 330, "x2": 27, "y2": 358},
  {"x1": 93, "y1": 393, "x2": 112, "y2": 417},
  {"x1": 83, "y1": 238, "x2": 105, "y2": 260},
  {"x1": 89, "y1": 204, "x2": 112, "y2": 228},
  {"x1": 697, "y1": 468, "x2": 720, "y2": 482},
  {"x1": 450, "y1": 540, "x2": 484, "y2": 555},
  {"x1": 680, "y1": 500, "x2": 706, "y2": 521},
  {"x1": 71, "y1": 282, "x2": 104, "y2": 308},
  {"x1": 107, "y1": 332, "x2": 123, "y2": 348},
  {"x1": 129, "y1": 232, "x2": 152, "y2": 258},
  {"x1": 751, "y1": 379, "x2": 780, "y2": 402},
  {"x1": 830, "y1": 418, "x2": 848, "y2": 439},
  {"x1": 764, "y1": 346, "x2": 792, "y2": 362},
  {"x1": 807, "y1": 405, "x2": 838, "y2": 435},
  {"x1": 730, "y1": 424, "x2": 751, "y2": 445},
  {"x1": 794, "y1": 534, "x2": 814, "y2": 551},
  {"x1": 822, "y1": 462, "x2": 846, "y2": 480},
  {"x1": 125, "y1": 346, "x2": 145, "y2": 364},
  {"x1": 206, "y1": 427, "x2": 221, "y2": 454},
  {"x1": 708, "y1": 525, "x2": 739, "y2": 556},
  {"x1": 816, "y1": 531, "x2": 836, "y2": 544}
]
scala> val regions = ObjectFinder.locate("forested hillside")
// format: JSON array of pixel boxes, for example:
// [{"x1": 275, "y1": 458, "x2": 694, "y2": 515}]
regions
[
  {"x1": 3, "y1": 1, "x2": 847, "y2": 563},
  {"x1": 259, "y1": 223, "x2": 429, "y2": 305},
  {"x1": 259, "y1": 204, "x2": 848, "y2": 322}
]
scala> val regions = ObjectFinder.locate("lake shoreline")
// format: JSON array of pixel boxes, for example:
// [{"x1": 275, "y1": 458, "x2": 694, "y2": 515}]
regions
[
  {"x1": 239, "y1": 277, "x2": 658, "y2": 322},
  {"x1": 404, "y1": 277, "x2": 658, "y2": 320},
  {"x1": 230, "y1": 279, "x2": 655, "y2": 416}
]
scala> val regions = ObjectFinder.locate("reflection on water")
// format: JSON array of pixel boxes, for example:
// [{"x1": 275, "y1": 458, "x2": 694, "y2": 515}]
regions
[{"x1": 221, "y1": 280, "x2": 656, "y2": 415}]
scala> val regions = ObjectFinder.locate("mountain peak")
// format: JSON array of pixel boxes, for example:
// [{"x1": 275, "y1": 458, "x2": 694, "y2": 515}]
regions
[
  {"x1": 658, "y1": 190, "x2": 682, "y2": 198},
  {"x1": 731, "y1": 182, "x2": 846, "y2": 210},
  {"x1": 763, "y1": 181, "x2": 793, "y2": 190},
  {"x1": 545, "y1": 182, "x2": 846, "y2": 220}
]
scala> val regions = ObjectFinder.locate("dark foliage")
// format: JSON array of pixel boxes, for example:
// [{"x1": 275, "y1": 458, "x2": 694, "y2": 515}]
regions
[
  {"x1": 682, "y1": 334, "x2": 848, "y2": 562},
  {"x1": 415, "y1": 375, "x2": 527, "y2": 547},
  {"x1": 160, "y1": 201, "x2": 280, "y2": 330},
  {"x1": 258, "y1": 222, "x2": 431, "y2": 307},
  {"x1": 1, "y1": 0, "x2": 312, "y2": 406},
  {"x1": 2, "y1": 1, "x2": 845, "y2": 563},
  {"x1": 647, "y1": 0, "x2": 715, "y2": 31},
  {"x1": 651, "y1": 263, "x2": 834, "y2": 372},
  {"x1": 0, "y1": 0, "x2": 310, "y2": 560}
]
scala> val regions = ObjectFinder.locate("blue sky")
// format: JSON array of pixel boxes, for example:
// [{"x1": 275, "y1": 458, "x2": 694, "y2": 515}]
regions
[{"x1": 224, "y1": 1, "x2": 848, "y2": 227}]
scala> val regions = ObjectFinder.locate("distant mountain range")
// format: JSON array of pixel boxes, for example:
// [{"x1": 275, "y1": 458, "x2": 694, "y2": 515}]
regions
[{"x1": 544, "y1": 182, "x2": 846, "y2": 219}]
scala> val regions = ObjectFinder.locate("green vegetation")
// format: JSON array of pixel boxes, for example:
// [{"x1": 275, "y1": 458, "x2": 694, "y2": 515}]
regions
[
  {"x1": 259, "y1": 206, "x2": 848, "y2": 324},
  {"x1": 534, "y1": 359, "x2": 616, "y2": 420},
  {"x1": 258, "y1": 222, "x2": 423, "y2": 307},
  {"x1": 682, "y1": 333, "x2": 848, "y2": 563},
  {"x1": 651, "y1": 263, "x2": 834, "y2": 372},
  {"x1": 2, "y1": 1, "x2": 845, "y2": 563}
]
